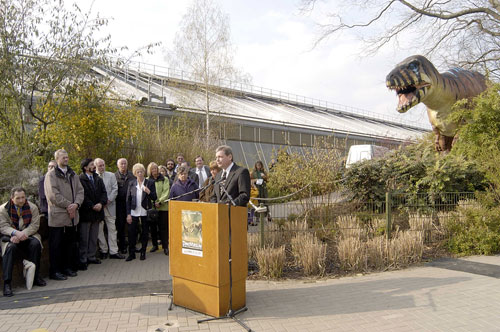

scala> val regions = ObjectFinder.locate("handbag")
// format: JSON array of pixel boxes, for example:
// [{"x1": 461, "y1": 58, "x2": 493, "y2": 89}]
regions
[{"x1": 147, "y1": 207, "x2": 159, "y2": 223}]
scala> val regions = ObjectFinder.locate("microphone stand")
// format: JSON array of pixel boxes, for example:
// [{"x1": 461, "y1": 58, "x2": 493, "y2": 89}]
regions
[{"x1": 197, "y1": 184, "x2": 253, "y2": 332}]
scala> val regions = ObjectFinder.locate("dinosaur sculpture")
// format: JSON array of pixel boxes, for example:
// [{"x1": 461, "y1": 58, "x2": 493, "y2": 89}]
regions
[{"x1": 386, "y1": 55, "x2": 487, "y2": 152}]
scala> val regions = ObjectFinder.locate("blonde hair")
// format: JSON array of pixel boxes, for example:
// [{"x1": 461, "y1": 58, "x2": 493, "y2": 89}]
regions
[
  {"x1": 209, "y1": 160, "x2": 220, "y2": 171},
  {"x1": 132, "y1": 163, "x2": 146, "y2": 176},
  {"x1": 147, "y1": 162, "x2": 158, "y2": 177}
]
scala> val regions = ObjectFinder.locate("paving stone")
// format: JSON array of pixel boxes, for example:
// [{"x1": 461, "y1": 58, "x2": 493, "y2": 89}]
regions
[{"x1": 3, "y1": 253, "x2": 500, "y2": 331}]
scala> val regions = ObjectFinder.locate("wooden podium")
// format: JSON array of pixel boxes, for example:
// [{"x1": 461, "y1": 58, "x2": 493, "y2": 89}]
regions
[{"x1": 169, "y1": 201, "x2": 248, "y2": 317}]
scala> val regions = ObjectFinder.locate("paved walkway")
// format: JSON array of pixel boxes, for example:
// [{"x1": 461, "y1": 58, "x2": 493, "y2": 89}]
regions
[{"x1": 1, "y1": 252, "x2": 500, "y2": 332}]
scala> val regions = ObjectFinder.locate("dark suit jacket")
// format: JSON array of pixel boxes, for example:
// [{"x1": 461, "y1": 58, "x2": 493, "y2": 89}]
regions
[
  {"x1": 126, "y1": 178, "x2": 157, "y2": 215},
  {"x1": 79, "y1": 173, "x2": 108, "y2": 223},
  {"x1": 115, "y1": 170, "x2": 135, "y2": 202},
  {"x1": 187, "y1": 170, "x2": 199, "y2": 188},
  {"x1": 210, "y1": 163, "x2": 250, "y2": 207}
]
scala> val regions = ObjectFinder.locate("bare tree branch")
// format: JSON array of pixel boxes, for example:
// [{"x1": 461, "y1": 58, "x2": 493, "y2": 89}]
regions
[{"x1": 303, "y1": 0, "x2": 500, "y2": 79}]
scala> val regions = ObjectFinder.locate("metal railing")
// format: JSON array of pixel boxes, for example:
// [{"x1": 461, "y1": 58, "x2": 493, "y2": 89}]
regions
[{"x1": 251, "y1": 191, "x2": 476, "y2": 246}]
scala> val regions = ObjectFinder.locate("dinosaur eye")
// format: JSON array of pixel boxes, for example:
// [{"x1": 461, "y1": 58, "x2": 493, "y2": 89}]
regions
[{"x1": 408, "y1": 61, "x2": 418, "y2": 72}]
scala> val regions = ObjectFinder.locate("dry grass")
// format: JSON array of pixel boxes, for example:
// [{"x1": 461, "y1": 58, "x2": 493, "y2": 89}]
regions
[
  {"x1": 408, "y1": 214, "x2": 433, "y2": 231},
  {"x1": 247, "y1": 232, "x2": 260, "y2": 261},
  {"x1": 265, "y1": 222, "x2": 285, "y2": 247},
  {"x1": 436, "y1": 211, "x2": 454, "y2": 236},
  {"x1": 256, "y1": 246, "x2": 286, "y2": 278},
  {"x1": 387, "y1": 231, "x2": 424, "y2": 268},
  {"x1": 365, "y1": 236, "x2": 386, "y2": 270},
  {"x1": 408, "y1": 213, "x2": 434, "y2": 242},
  {"x1": 338, "y1": 230, "x2": 424, "y2": 273},
  {"x1": 252, "y1": 211, "x2": 429, "y2": 278},
  {"x1": 291, "y1": 233, "x2": 327, "y2": 276},
  {"x1": 337, "y1": 236, "x2": 365, "y2": 271},
  {"x1": 337, "y1": 215, "x2": 366, "y2": 239},
  {"x1": 370, "y1": 218, "x2": 386, "y2": 233},
  {"x1": 282, "y1": 218, "x2": 308, "y2": 243}
]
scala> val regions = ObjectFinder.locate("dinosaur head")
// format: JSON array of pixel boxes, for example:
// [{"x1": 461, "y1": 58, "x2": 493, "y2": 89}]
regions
[{"x1": 386, "y1": 55, "x2": 437, "y2": 113}]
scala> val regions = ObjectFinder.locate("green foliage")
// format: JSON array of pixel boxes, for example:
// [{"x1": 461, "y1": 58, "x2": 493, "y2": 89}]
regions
[
  {"x1": 0, "y1": 145, "x2": 40, "y2": 202},
  {"x1": 343, "y1": 135, "x2": 487, "y2": 202},
  {"x1": 32, "y1": 84, "x2": 145, "y2": 170},
  {"x1": 267, "y1": 138, "x2": 344, "y2": 199},
  {"x1": 447, "y1": 202, "x2": 500, "y2": 256},
  {"x1": 452, "y1": 83, "x2": 500, "y2": 199},
  {"x1": 117, "y1": 112, "x2": 222, "y2": 169},
  {"x1": 0, "y1": 0, "x2": 117, "y2": 168}
]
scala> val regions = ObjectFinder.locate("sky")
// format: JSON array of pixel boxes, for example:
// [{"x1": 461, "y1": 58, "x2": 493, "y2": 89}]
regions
[{"x1": 84, "y1": 0, "x2": 430, "y2": 128}]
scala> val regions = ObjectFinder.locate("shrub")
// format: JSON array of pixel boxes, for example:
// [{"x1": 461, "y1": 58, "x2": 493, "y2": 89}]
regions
[
  {"x1": 291, "y1": 233, "x2": 327, "y2": 276},
  {"x1": 267, "y1": 138, "x2": 344, "y2": 199},
  {"x1": 343, "y1": 135, "x2": 486, "y2": 203},
  {"x1": 0, "y1": 145, "x2": 40, "y2": 201},
  {"x1": 256, "y1": 246, "x2": 286, "y2": 278},
  {"x1": 446, "y1": 200, "x2": 500, "y2": 256}
]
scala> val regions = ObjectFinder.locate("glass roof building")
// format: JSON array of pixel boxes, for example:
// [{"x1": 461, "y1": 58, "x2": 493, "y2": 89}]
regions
[{"x1": 95, "y1": 61, "x2": 430, "y2": 170}]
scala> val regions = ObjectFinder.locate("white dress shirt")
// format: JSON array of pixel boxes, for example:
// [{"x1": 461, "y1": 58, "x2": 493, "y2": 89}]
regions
[
  {"x1": 196, "y1": 167, "x2": 207, "y2": 187},
  {"x1": 131, "y1": 181, "x2": 147, "y2": 217}
]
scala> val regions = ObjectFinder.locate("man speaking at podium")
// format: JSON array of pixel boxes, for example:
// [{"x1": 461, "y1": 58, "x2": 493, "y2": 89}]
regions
[{"x1": 210, "y1": 145, "x2": 250, "y2": 207}]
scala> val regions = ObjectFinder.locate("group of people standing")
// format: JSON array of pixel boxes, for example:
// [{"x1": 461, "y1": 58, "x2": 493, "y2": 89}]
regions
[{"x1": 1, "y1": 144, "x2": 267, "y2": 296}]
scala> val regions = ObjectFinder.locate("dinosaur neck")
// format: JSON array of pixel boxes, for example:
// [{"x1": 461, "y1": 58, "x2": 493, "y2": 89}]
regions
[{"x1": 423, "y1": 72, "x2": 459, "y2": 111}]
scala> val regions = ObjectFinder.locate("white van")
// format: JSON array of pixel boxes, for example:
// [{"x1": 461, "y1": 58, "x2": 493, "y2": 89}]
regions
[{"x1": 345, "y1": 144, "x2": 389, "y2": 168}]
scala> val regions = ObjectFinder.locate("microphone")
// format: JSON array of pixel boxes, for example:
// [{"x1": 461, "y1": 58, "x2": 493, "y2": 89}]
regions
[{"x1": 248, "y1": 200, "x2": 267, "y2": 213}]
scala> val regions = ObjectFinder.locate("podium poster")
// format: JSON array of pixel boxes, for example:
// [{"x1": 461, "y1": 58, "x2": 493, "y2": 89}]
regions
[{"x1": 181, "y1": 210, "x2": 203, "y2": 257}]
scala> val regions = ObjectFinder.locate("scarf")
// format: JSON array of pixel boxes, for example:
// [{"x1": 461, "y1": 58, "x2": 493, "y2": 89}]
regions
[{"x1": 9, "y1": 200, "x2": 32, "y2": 230}]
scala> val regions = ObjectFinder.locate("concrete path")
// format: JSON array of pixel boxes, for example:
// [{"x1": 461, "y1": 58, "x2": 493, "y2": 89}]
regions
[{"x1": 1, "y1": 252, "x2": 500, "y2": 332}]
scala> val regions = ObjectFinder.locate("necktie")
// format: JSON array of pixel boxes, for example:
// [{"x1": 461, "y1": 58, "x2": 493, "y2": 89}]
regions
[
  {"x1": 89, "y1": 175, "x2": 95, "y2": 188},
  {"x1": 219, "y1": 171, "x2": 227, "y2": 196}
]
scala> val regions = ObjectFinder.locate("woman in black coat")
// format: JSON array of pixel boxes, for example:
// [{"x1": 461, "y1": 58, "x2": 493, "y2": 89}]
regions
[{"x1": 125, "y1": 163, "x2": 157, "y2": 261}]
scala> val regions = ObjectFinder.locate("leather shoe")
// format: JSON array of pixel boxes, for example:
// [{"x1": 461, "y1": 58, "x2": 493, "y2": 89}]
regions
[
  {"x1": 3, "y1": 283, "x2": 13, "y2": 297},
  {"x1": 119, "y1": 249, "x2": 127, "y2": 255},
  {"x1": 164, "y1": 248, "x2": 169, "y2": 256},
  {"x1": 63, "y1": 269, "x2": 77, "y2": 277},
  {"x1": 150, "y1": 245, "x2": 158, "y2": 253},
  {"x1": 135, "y1": 248, "x2": 141, "y2": 253},
  {"x1": 140, "y1": 251, "x2": 146, "y2": 260},
  {"x1": 77, "y1": 263, "x2": 88, "y2": 271},
  {"x1": 50, "y1": 272, "x2": 68, "y2": 281},
  {"x1": 125, "y1": 254, "x2": 135, "y2": 262},
  {"x1": 87, "y1": 258, "x2": 101, "y2": 264},
  {"x1": 109, "y1": 253, "x2": 125, "y2": 259},
  {"x1": 34, "y1": 277, "x2": 47, "y2": 287},
  {"x1": 100, "y1": 252, "x2": 108, "y2": 259}
]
